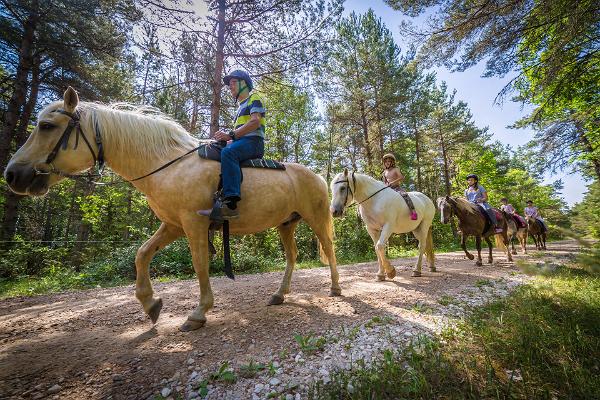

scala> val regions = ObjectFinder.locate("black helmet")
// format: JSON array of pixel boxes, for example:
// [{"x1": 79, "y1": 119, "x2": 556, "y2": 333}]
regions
[
  {"x1": 466, "y1": 174, "x2": 479, "y2": 181},
  {"x1": 223, "y1": 70, "x2": 253, "y2": 91}
]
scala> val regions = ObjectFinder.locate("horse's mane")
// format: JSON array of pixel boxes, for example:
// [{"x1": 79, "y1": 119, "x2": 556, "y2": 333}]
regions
[
  {"x1": 75, "y1": 101, "x2": 199, "y2": 161},
  {"x1": 450, "y1": 196, "x2": 482, "y2": 217}
]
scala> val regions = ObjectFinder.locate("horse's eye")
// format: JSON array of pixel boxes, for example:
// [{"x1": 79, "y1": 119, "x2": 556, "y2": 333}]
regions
[
  {"x1": 341, "y1": 187, "x2": 346, "y2": 192},
  {"x1": 39, "y1": 122, "x2": 55, "y2": 130}
]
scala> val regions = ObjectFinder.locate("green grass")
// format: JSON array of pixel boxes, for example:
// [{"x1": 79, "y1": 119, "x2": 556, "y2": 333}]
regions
[{"x1": 310, "y1": 265, "x2": 600, "y2": 399}]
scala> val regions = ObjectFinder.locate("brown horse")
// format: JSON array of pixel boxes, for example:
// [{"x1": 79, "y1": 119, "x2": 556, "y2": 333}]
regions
[
  {"x1": 506, "y1": 213, "x2": 528, "y2": 254},
  {"x1": 526, "y1": 216, "x2": 547, "y2": 250},
  {"x1": 3, "y1": 87, "x2": 341, "y2": 331},
  {"x1": 437, "y1": 196, "x2": 513, "y2": 265}
]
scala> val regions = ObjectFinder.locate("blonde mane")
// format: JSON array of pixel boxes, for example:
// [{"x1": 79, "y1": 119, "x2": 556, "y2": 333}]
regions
[{"x1": 72, "y1": 101, "x2": 199, "y2": 162}]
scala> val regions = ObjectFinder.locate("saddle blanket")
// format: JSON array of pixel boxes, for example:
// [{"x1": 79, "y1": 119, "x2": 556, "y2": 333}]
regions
[
  {"x1": 512, "y1": 213, "x2": 527, "y2": 229},
  {"x1": 197, "y1": 142, "x2": 285, "y2": 170}
]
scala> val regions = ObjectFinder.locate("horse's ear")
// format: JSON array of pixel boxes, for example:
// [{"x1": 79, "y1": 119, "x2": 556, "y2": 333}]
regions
[
  {"x1": 445, "y1": 195, "x2": 451, "y2": 201},
  {"x1": 63, "y1": 86, "x2": 79, "y2": 113},
  {"x1": 343, "y1": 168, "x2": 348, "y2": 177}
]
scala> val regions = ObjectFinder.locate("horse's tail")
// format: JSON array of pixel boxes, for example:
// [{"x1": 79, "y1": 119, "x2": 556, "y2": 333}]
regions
[
  {"x1": 495, "y1": 234, "x2": 507, "y2": 250},
  {"x1": 319, "y1": 211, "x2": 335, "y2": 265},
  {"x1": 425, "y1": 224, "x2": 435, "y2": 267}
]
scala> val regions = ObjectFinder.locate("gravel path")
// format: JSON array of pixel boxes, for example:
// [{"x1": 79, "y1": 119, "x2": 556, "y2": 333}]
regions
[{"x1": 0, "y1": 240, "x2": 580, "y2": 399}]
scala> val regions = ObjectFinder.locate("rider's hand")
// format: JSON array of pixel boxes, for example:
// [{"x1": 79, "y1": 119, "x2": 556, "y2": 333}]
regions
[{"x1": 214, "y1": 130, "x2": 231, "y2": 142}]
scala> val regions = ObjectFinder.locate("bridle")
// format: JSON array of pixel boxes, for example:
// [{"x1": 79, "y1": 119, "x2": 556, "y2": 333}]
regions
[
  {"x1": 34, "y1": 108, "x2": 199, "y2": 185},
  {"x1": 34, "y1": 108, "x2": 104, "y2": 180},
  {"x1": 440, "y1": 197, "x2": 456, "y2": 222},
  {"x1": 333, "y1": 171, "x2": 392, "y2": 209}
]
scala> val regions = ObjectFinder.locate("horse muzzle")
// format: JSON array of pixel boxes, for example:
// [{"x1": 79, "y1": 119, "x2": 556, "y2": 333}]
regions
[
  {"x1": 330, "y1": 205, "x2": 344, "y2": 218},
  {"x1": 4, "y1": 162, "x2": 50, "y2": 196}
]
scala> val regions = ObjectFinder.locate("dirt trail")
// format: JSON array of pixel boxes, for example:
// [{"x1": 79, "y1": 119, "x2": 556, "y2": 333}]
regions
[{"x1": 0, "y1": 240, "x2": 581, "y2": 399}]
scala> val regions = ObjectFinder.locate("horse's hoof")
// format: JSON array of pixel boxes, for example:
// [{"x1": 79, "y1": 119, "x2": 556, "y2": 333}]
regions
[
  {"x1": 179, "y1": 318, "x2": 206, "y2": 332},
  {"x1": 429, "y1": 267, "x2": 436, "y2": 272},
  {"x1": 386, "y1": 268, "x2": 396, "y2": 279},
  {"x1": 148, "y1": 298, "x2": 163, "y2": 324},
  {"x1": 475, "y1": 261, "x2": 483, "y2": 267},
  {"x1": 512, "y1": 250, "x2": 517, "y2": 255},
  {"x1": 466, "y1": 254, "x2": 475, "y2": 260},
  {"x1": 329, "y1": 288, "x2": 342, "y2": 297},
  {"x1": 488, "y1": 259, "x2": 493, "y2": 264},
  {"x1": 268, "y1": 294, "x2": 285, "y2": 306},
  {"x1": 376, "y1": 274, "x2": 386, "y2": 281},
  {"x1": 411, "y1": 271, "x2": 421, "y2": 277}
]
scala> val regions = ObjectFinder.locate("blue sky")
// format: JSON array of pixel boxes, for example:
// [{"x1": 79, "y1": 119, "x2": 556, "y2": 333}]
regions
[{"x1": 343, "y1": 0, "x2": 588, "y2": 206}]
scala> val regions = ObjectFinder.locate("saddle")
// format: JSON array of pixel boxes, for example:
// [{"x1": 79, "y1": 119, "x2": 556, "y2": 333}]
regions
[
  {"x1": 197, "y1": 141, "x2": 285, "y2": 280},
  {"x1": 197, "y1": 141, "x2": 285, "y2": 170},
  {"x1": 476, "y1": 205, "x2": 502, "y2": 233}
]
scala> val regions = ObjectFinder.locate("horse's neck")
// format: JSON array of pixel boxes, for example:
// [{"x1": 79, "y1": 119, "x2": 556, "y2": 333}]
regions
[
  {"x1": 354, "y1": 174, "x2": 385, "y2": 204},
  {"x1": 88, "y1": 106, "x2": 198, "y2": 185},
  {"x1": 453, "y1": 198, "x2": 477, "y2": 219}
]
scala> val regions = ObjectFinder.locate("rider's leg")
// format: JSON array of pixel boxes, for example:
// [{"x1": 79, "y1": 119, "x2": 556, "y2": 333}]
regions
[
  {"x1": 399, "y1": 190, "x2": 418, "y2": 220},
  {"x1": 483, "y1": 204, "x2": 502, "y2": 233},
  {"x1": 218, "y1": 137, "x2": 264, "y2": 218}
]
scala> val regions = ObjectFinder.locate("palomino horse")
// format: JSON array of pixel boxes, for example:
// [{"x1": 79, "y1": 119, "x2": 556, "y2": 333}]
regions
[
  {"x1": 526, "y1": 216, "x2": 547, "y2": 250},
  {"x1": 330, "y1": 170, "x2": 436, "y2": 278},
  {"x1": 4, "y1": 87, "x2": 341, "y2": 331},
  {"x1": 437, "y1": 196, "x2": 513, "y2": 265},
  {"x1": 506, "y1": 213, "x2": 528, "y2": 254}
]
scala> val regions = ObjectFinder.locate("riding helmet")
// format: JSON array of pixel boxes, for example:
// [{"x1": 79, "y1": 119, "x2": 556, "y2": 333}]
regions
[{"x1": 223, "y1": 70, "x2": 253, "y2": 91}]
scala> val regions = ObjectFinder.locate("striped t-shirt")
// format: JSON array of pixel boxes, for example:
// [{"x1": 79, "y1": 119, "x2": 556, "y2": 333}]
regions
[{"x1": 234, "y1": 93, "x2": 266, "y2": 138}]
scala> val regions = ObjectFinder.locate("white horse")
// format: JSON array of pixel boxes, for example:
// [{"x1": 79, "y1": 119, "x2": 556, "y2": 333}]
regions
[{"x1": 330, "y1": 170, "x2": 436, "y2": 278}]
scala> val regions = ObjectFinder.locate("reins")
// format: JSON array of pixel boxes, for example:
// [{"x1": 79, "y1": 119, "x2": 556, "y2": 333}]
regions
[
  {"x1": 36, "y1": 108, "x2": 200, "y2": 185},
  {"x1": 333, "y1": 171, "x2": 392, "y2": 208}
]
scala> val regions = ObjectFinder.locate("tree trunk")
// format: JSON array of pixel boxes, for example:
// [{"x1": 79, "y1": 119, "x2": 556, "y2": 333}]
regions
[
  {"x1": 0, "y1": 56, "x2": 41, "y2": 247},
  {"x1": 359, "y1": 99, "x2": 373, "y2": 173},
  {"x1": 0, "y1": 9, "x2": 38, "y2": 170},
  {"x1": 209, "y1": 0, "x2": 226, "y2": 136},
  {"x1": 414, "y1": 120, "x2": 422, "y2": 191}
]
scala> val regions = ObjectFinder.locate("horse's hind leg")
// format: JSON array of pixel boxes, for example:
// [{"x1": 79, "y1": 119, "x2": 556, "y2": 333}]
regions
[
  {"x1": 510, "y1": 234, "x2": 517, "y2": 255},
  {"x1": 269, "y1": 220, "x2": 300, "y2": 305},
  {"x1": 411, "y1": 222, "x2": 430, "y2": 277},
  {"x1": 484, "y1": 236, "x2": 493, "y2": 264},
  {"x1": 475, "y1": 236, "x2": 483, "y2": 266},
  {"x1": 304, "y1": 213, "x2": 341, "y2": 296},
  {"x1": 135, "y1": 222, "x2": 183, "y2": 324}
]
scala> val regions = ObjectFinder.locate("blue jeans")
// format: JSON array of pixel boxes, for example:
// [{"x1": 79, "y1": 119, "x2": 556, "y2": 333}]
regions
[
  {"x1": 221, "y1": 136, "x2": 264, "y2": 200},
  {"x1": 478, "y1": 202, "x2": 498, "y2": 225}
]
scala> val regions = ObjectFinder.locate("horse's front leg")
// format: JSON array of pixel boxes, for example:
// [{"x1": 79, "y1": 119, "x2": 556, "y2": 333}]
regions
[
  {"x1": 502, "y1": 231, "x2": 513, "y2": 262},
  {"x1": 269, "y1": 221, "x2": 300, "y2": 305},
  {"x1": 366, "y1": 226, "x2": 386, "y2": 281},
  {"x1": 135, "y1": 222, "x2": 184, "y2": 324},
  {"x1": 180, "y1": 220, "x2": 213, "y2": 332},
  {"x1": 475, "y1": 236, "x2": 483, "y2": 266},
  {"x1": 375, "y1": 224, "x2": 396, "y2": 279},
  {"x1": 484, "y1": 236, "x2": 493, "y2": 264},
  {"x1": 461, "y1": 233, "x2": 474, "y2": 260}
]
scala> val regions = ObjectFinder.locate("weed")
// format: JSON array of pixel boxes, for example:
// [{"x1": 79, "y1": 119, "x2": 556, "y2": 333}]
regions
[
  {"x1": 209, "y1": 361, "x2": 236, "y2": 384},
  {"x1": 238, "y1": 360, "x2": 265, "y2": 379},
  {"x1": 294, "y1": 333, "x2": 327, "y2": 354}
]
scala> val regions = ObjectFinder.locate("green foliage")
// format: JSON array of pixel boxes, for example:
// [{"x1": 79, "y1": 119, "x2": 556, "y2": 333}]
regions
[
  {"x1": 310, "y1": 266, "x2": 600, "y2": 399},
  {"x1": 571, "y1": 181, "x2": 600, "y2": 238}
]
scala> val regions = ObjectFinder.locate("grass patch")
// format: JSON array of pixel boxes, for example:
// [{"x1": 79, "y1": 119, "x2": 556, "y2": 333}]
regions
[{"x1": 310, "y1": 266, "x2": 600, "y2": 399}]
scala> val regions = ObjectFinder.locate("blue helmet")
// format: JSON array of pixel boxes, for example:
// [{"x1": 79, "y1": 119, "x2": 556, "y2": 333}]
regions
[{"x1": 223, "y1": 70, "x2": 253, "y2": 91}]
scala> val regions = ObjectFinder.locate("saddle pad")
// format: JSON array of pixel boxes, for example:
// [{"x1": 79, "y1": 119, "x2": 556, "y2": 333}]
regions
[
  {"x1": 197, "y1": 142, "x2": 285, "y2": 170},
  {"x1": 512, "y1": 214, "x2": 527, "y2": 229}
]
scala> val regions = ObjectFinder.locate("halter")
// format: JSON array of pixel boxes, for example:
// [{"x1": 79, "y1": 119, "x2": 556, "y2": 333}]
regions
[
  {"x1": 333, "y1": 172, "x2": 392, "y2": 209},
  {"x1": 35, "y1": 108, "x2": 199, "y2": 185}
]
